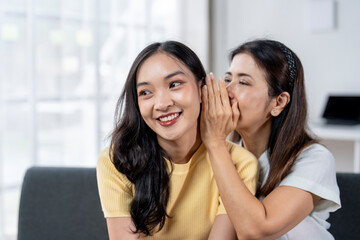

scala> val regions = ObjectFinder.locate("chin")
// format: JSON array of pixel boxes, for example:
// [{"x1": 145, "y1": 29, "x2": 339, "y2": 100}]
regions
[{"x1": 156, "y1": 131, "x2": 182, "y2": 141}]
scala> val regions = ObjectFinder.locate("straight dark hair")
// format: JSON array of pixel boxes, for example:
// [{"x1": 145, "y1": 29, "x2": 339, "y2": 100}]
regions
[
  {"x1": 229, "y1": 39, "x2": 316, "y2": 197},
  {"x1": 110, "y1": 41, "x2": 206, "y2": 235}
]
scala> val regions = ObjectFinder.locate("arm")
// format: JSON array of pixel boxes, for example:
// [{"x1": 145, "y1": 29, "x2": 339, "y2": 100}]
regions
[
  {"x1": 206, "y1": 142, "x2": 319, "y2": 239},
  {"x1": 201, "y1": 74, "x2": 320, "y2": 239},
  {"x1": 106, "y1": 217, "x2": 140, "y2": 240},
  {"x1": 208, "y1": 214, "x2": 237, "y2": 240},
  {"x1": 97, "y1": 150, "x2": 140, "y2": 239}
]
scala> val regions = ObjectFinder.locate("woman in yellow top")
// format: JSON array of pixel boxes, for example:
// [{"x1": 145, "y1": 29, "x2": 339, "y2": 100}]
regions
[{"x1": 96, "y1": 40, "x2": 258, "y2": 239}]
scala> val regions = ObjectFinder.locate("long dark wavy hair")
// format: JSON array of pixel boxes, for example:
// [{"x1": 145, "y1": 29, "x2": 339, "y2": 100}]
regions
[
  {"x1": 229, "y1": 39, "x2": 317, "y2": 197},
  {"x1": 110, "y1": 41, "x2": 206, "y2": 235}
]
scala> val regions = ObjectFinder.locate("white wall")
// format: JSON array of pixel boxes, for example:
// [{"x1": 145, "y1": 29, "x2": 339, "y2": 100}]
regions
[
  {"x1": 213, "y1": 0, "x2": 360, "y2": 123},
  {"x1": 180, "y1": 0, "x2": 210, "y2": 70}
]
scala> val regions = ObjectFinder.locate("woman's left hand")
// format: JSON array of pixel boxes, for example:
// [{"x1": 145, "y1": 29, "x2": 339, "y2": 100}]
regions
[{"x1": 200, "y1": 73, "x2": 240, "y2": 148}]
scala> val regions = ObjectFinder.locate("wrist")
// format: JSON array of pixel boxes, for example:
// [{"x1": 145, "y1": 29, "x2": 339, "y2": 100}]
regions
[{"x1": 203, "y1": 138, "x2": 227, "y2": 150}]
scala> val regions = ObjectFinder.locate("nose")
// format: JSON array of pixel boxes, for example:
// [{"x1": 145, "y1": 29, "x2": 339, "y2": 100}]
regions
[
  {"x1": 154, "y1": 90, "x2": 174, "y2": 111},
  {"x1": 226, "y1": 81, "x2": 235, "y2": 100}
]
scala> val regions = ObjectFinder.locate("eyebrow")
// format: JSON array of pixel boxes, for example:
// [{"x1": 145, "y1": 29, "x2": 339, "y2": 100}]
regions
[
  {"x1": 165, "y1": 70, "x2": 185, "y2": 80},
  {"x1": 136, "y1": 70, "x2": 185, "y2": 88},
  {"x1": 225, "y1": 72, "x2": 252, "y2": 78}
]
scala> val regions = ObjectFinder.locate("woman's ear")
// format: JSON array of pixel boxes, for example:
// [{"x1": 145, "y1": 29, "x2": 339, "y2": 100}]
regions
[
  {"x1": 270, "y1": 92, "x2": 290, "y2": 117},
  {"x1": 198, "y1": 80, "x2": 203, "y2": 103}
]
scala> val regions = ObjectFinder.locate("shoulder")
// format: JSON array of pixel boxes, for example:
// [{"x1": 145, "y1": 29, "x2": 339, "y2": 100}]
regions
[
  {"x1": 226, "y1": 141, "x2": 254, "y2": 157},
  {"x1": 295, "y1": 143, "x2": 335, "y2": 170},
  {"x1": 285, "y1": 143, "x2": 336, "y2": 179},
  {"x1": 225, "y1": 141, "x2": 258, "y2": 169},
  {"x1": 226, "y1": 140, "x2": 256, "y2": 156},
  {"x1": 225, "y1": 141, "x2": 258, "y2": 195},
  {"x1": 97, "y1": 147, "x2": 133, "y2": 189},
  {"x1": 301, "y1": 143, "x2": 333, "y2": 156},
  {"x1": 97, "y1": 147, "x2": 115, "y2": 173},
  {"x1": 280, "y1": 143, "x2": 340, "y2": 212},
  {"x1": 98, "y1": 147, "x2": 111, "y2": 163},
  {"x1": 97, "y1": 148, "x2": 134, "y2": 217},
  {"x1": 289, "y1": 143, "x2": 337, "y2": 186}
]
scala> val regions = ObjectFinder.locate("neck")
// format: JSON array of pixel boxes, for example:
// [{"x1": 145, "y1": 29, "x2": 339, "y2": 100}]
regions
[
  {"x1": 238, "y1": 121, "x2": 272, "y2": 158},
  {"x1": 158, "y1": 128, "x2": 202, "y2": 164}
]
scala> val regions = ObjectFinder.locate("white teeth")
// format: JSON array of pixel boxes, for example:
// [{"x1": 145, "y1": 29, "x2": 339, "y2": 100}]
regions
[{"x1": 159, "y1": 113, "x2": 179, "y2": 122}]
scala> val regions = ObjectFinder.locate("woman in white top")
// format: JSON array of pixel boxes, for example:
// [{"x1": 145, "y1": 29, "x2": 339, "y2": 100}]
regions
[{"x1": 200, "y1": 39, "x2": 341, "y2": 239}]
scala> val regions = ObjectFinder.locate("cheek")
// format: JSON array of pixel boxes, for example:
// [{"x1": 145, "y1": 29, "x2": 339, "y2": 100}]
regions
[
  {"x1": 235, "y1": 89, "x2": 268, "y2": 111},
  {"x1": 137, "y1": 100, "x2": 151, "y2": 119},
  {"x1": 173, "y1": 89, "x2": 201, "y2": 118},
  {"x1": 232, "y1": 88, "x2": 252, "y2": 107},
  {"x1": 174, "y1": 87, "x2": 201, "y2": 105}
]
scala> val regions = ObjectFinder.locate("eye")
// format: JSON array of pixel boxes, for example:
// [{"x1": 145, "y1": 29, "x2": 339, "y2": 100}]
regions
[
  {"x1": 169, "y1": 81, "x2": 181, "y2": 88},
  {"x1": 224, "y1": 78, "x2": 231, "y2": 84},
  {"x1": 138, "y1": 90, "x2": 151, "y2": 96},
  {"x1": 239, "y1": 79, "x2": 250, "y2": 86}
]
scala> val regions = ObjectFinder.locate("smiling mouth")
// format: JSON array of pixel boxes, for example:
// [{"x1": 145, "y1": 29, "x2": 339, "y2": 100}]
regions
[
  {"x1": 158, "y1": 113, "x2": 180, "y2": 122},
  {"x1": 157, "y1": 112, "x2": 181, "y2": 126}
]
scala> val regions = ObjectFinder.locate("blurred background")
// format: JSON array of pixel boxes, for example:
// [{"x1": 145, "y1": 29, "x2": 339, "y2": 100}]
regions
[{"x1": 0, "y1": 0, "x2": 359, "y2": 239}]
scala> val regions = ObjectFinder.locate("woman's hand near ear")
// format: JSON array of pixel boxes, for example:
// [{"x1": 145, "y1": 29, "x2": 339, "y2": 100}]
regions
[{"x1": 200, "y1": 73, "x2": 239, "y2": 148}]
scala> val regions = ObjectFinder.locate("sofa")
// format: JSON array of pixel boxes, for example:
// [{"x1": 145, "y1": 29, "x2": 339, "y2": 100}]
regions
[
  {"x1": 327, "y1": 172, "x2": 360, "y2": 240},
  {"x1": 17, "y1": 167, "x2": 359, "y2": 239},
  {"x1": 17, "y1": 166, "x2": 109, "y2": 240}
]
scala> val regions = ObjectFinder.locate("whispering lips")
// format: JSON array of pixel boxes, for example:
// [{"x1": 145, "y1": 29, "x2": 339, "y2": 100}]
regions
[{"x1": 156, "y1": 112, "x2": 181, "y2": 126}]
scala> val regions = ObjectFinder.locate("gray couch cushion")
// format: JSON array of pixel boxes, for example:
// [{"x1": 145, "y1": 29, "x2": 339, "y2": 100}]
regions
[
  {"x1": 18, "y1": 166, "x2": 108, "y2": 240},
  {"x1": 328, "y1": 172, "x2": 360, "y2": 240}
]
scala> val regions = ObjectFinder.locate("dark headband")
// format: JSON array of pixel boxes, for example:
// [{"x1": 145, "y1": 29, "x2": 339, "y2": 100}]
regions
[{"x1": 277, "y1": 43, "x2": 296, "y2": 91}]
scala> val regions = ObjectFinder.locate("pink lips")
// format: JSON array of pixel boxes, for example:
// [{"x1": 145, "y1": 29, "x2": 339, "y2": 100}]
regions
[{"x1": 156, "y1": 112, "x2": 181, "y2": 126}]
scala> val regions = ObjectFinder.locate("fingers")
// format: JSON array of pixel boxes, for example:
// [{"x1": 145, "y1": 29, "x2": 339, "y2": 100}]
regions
[
  {"x1": 232, "y1": 101, "x2": 240, "y2": 127},
  {"x1": 207, "y1": 73, "x2": 225, "y2": 108},
  {"x1": 203, "y1": 75, "x2": 214, "y2": 117},
  {"x1": 204, "y1": 73, "x2": 235, "y2": 120},
  {"x1": 218, "y1": 77, "x2": 231, "y2": 108},
  {"x1": 201, "y1": 84, "x2": 208, "y2": 116},
  {"x1": 208, "y1": 73, "x2": 219, "y2": 97},
  {"x1": 201, "y1": 73, "x2": 240, "y2": 139}
]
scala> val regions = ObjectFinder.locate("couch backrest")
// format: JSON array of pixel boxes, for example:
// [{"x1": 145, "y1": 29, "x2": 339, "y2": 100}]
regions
[
  {"x1": 18, "y1": 166, "x2": 109, "y2": 240},
  {"x1": 328, "y1": 172, "x2": 360, "y2": 240}
]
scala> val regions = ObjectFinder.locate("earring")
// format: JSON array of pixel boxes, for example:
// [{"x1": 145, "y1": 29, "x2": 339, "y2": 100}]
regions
[{"x1": 272, "y1": 110, "x2": 276, "y2": 114}]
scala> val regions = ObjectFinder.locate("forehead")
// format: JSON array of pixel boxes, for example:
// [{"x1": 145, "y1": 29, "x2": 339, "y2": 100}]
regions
[
  {"x1": 136, "y1": 52, "x2": 191, "y2": 83},
  {"x1": 228, "y1": 53, "x2": 268, "y2": 86},
  {"x1": 228, "y1": 53, "x2": 260, "y2": 72}
]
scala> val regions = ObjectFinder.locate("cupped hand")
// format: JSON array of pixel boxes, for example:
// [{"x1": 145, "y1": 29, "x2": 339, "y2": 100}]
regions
[{"x1": 200, "y1": 73, "x2": 240, "y2": 148}]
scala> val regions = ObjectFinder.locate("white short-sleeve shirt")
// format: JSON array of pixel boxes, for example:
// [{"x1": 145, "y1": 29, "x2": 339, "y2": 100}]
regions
[{"x1": 257, "y1": 143, "x2": 341, "y2": 240}]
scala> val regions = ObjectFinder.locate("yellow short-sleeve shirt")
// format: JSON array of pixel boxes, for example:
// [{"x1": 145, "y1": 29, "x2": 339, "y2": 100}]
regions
[{"x1": 97, "y1": 141, "x2": 258, "y2": 239}]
